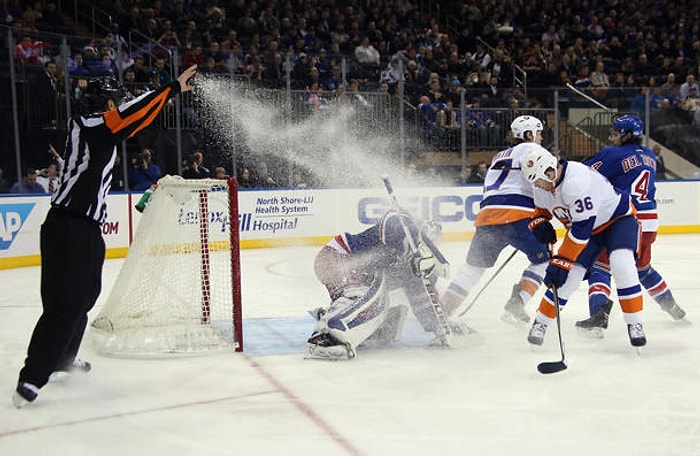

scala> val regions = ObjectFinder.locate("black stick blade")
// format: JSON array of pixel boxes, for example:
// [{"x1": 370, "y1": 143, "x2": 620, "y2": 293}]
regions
[{"x1": 537, "y1": 361, "x2": 567, "y2": 374}]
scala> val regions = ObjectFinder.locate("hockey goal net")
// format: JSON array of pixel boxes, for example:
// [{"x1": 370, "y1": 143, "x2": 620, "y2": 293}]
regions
[{"x1": 91, "y1": 175, "x2": 243, "y2": 357}]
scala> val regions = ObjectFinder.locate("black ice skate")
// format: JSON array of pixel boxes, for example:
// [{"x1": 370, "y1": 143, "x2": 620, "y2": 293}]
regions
[
  {"x1": 575, "y1": 299, "x2": 613, "y2": 339},
  {"x1": 501, "y1": 284, "x2": 530, "y2": 327},
  {"x1": 657, "y1": 294, "x2": 687, "y2": 322},
  {"x1": 527, "y1": 320, "x2": 548, "y2": 346},
  {"x1": 627, "y1": 323, "x2": 647, "y2": 348},
  {"x1": 12, "y1": 382, "x2": 39, "y2": 409}
]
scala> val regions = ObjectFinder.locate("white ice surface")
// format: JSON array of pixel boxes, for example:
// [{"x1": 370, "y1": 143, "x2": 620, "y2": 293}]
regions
[{"x1": 1, "y1": 235, "x2": 700, "y2": 455}]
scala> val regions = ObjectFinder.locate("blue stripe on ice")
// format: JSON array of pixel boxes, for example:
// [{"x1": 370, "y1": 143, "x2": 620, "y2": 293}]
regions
[{"x1": 242, "y1": 316, "x2": 435, "y2": 356}]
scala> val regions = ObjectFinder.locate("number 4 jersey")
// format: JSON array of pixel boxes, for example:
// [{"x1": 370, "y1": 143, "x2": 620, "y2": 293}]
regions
[{"x1": 584, "y1": 144, "x2": 658, "y2": 232}]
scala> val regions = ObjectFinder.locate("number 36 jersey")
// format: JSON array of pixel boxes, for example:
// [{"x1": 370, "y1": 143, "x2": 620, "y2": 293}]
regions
[{"x1": 533, "y1": 160, "x2": 635, "y2": 261}]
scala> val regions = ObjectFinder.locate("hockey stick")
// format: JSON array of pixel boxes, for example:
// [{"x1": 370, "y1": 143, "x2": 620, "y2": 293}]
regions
[
  {"x1": 457, "y1": 248, "x2": 518, "y2": 317},
  {"x1": 537, "y1": 284, "x2": 568, "y2": 374},
  {"x1": 381, "y1": 174, "x2": 452, "y2": 339}
]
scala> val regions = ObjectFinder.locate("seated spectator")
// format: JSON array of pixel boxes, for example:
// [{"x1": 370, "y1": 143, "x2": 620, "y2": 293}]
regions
[
  {"x1": 214, "y1": 166, "x2": 229, "y2": 179},
  {"x1": 590, "y1": 61, "x2": 611, "y2": 100},
  {"x1": 251, "y1": 161, "x2": 278, "y2": 188},
  {"x1": 149, "y1": 57, "x2": 172, "y2": 86},
  {"x1": 464, "y1": 98, "x2": 499, "y2": 148},
  {"x1": 238, "y1": 167, "x2": 254, "y2": 188},
  {"x1": 12, "y1": 168, "x2": 45, "y2": 193},
  {"x1": 354, "y1": 36, "x2": 381, "y2": 79},
  {"x1": 660, "y1": 72, "x2": 680, "y2": 100},
  {"x1": 13, "y1": 35, "x2": 42, "y2": 65},
  {"x1": 679, "y1": 74, "x2": 700, "y2": 102},
  {"x1": 182, "y1": 150, "x2": 211, "y2": 179},
  {"x1": 468, "y1": 162, "x2": 488, "y2": 184},
  {"x1": 128, "y1": 149, "x2": 161, "y2": 190}
]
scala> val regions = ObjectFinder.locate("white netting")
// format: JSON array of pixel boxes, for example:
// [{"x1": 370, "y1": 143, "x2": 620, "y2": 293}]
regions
[{"x1": 91, "y1": 175, "x2": 241, "y2": 357}]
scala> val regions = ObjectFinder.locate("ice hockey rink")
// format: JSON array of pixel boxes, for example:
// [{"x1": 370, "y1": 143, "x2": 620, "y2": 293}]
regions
[{"x1": 1, "y1": 235, "x2": 699, "y2": 456}]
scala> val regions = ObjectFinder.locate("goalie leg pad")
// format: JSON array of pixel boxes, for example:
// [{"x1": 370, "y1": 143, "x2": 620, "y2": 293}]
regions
[
  {"x1": 361, "y1": 305, "x2": 409, "y2": 348},
  {"x1": 307, "y1": 273, "x2": 390, "y2": 357}
]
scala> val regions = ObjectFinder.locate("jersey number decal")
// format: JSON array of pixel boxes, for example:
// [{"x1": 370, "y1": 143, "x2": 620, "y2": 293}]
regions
[
  {"x1": 631, "y1": 170, "x2": 651, "y2": 203},
  {"x1": 484, "y1": 158, "x2": 513, "y2": 192},
  {"x1": 573, "y1": 196, "x2": 593, "y2": 213}
]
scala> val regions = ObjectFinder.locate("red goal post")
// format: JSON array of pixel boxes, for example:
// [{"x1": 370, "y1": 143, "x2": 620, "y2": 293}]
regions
[{"x1": 91, "y1": 176, "x2": 243, "y2": 357}]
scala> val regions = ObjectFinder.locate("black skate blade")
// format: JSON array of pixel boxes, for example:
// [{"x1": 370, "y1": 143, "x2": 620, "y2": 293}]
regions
[{"x1": 537, "y1": 360, "x2": 567, "y2": 374}]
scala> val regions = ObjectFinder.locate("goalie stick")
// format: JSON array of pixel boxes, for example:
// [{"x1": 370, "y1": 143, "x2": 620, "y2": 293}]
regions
[
  {"x1": 381, "y1": 174, "x2": 452, "y2": 341},
  {"x1": 537, "y1": 284, "x2": 568, "y2": 374}
]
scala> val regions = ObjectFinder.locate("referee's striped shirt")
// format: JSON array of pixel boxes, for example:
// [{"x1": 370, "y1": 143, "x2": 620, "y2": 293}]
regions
[{"x1": 52, "y1": 81, "x2": 181, "y2": 223}]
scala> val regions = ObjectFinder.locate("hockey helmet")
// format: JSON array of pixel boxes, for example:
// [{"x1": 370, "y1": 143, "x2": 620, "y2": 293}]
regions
[
  {"x1": 612, "y1": 114, "x2": 643, "y2": 138},
  {"x1": 510, "y1": 115, "x2": 543, "y2": 141},
  {"x1": 520, "y1": 146, "x2": 558, "y2": 184},
  {"x1": 81, "y1": 77, "x2": 132, "y2": 113}
]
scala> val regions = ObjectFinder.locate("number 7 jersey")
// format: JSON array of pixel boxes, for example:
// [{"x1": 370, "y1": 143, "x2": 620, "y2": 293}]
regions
[{"x1": 475, "y1": 142, "x2": 544, "y2": 227}]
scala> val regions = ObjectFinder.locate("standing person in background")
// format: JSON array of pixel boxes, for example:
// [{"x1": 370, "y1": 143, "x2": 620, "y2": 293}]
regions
[
  {"x1": 36, "y1": 144, "x2": 64, "y2": 194},
  {"x1": 575, "y1": 115, "x2": 686, "y2": 337},
  {"x1": 441, "y1": 116, "x2": 551, "y2": 325},
  {"x1": 13, "y1": 65, "x2": 198, "y2": 408},
  {"x1": 652, "y1": 144, "x2": 667, "y2": 180},
  {"x1": 128, "y1": 148, "x2": 161, "y2": 190}
]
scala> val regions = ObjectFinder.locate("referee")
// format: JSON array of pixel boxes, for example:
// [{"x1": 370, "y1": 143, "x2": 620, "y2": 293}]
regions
[{"x1": 13, "y1": 65, "x2": 199, "y2": 408}]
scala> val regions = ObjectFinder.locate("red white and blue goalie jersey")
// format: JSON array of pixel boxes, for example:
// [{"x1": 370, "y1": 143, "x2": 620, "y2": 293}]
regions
[
  {"x1": 584, "y1": 143, "x2": 658, "y2": 232},
  {"x1": 326, "y1": 210, "x2": 411, "y2": 256},
  {"x1": 475, "y1": 142, "x2": 543, "y2": 227},
  {"x1": 533, "y1": 160, "x2": 635, "y2": 262}
]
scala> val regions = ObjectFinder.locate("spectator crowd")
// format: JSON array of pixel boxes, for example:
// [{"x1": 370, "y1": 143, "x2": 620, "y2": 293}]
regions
[{"x1": 4, "y1": 0, "x2": 700, "y2": 188}]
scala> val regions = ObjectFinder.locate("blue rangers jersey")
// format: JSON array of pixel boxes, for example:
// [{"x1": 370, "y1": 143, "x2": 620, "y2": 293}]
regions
[{"x1": 584, "y1": 143, "x2": 658, "y2": 231}]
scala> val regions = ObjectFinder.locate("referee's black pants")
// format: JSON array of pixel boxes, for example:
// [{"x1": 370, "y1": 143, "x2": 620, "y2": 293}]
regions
[{"x1": 19, "y1": 208, "x2": 105, "y2": 388}]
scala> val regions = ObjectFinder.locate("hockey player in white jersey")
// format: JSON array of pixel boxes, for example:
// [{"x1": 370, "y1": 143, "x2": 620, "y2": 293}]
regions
[
  {"x1": 305, "y1": 210, "x2": 475, "y2": 360},
  {"x1": 441, "y1": 115, "x2": 551, "y2": 325},
  {"x1": 520, "y1": 147, "x2": 647, "y2": 348}
]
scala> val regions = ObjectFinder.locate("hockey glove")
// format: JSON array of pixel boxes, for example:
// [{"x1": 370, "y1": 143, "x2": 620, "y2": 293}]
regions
[
  {"x1": 528, "y1": 216, "x2": 557, "y2": 245},
  {"x1": 410, "y1": 243, "x2": 436, "y2": 277},
  {"x1": 544, "y1": 256, "x2": 574, "y2": 288}
]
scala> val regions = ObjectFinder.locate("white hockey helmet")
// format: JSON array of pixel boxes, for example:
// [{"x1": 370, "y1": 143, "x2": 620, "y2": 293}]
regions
[
  {"x1": 520, "y1": 146, "x2": 559, "y2": 183},
  {"x1": 511, "y1": 115, "x2": 544, "y2": 141}
]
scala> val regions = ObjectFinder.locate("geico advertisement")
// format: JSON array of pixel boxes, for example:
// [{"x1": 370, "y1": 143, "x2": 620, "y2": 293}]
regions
[
  {"x1": 0, "y1": 194, "x2": 129, "y2": 258},
  {"x1": 235, "y1": 187, "x2": 484, "y2": 238}
]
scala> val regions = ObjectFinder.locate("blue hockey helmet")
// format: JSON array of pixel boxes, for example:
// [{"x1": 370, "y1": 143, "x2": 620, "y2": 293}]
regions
[{"x1": 612, "y1": 114, "x2": 643, "y2": 138}]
